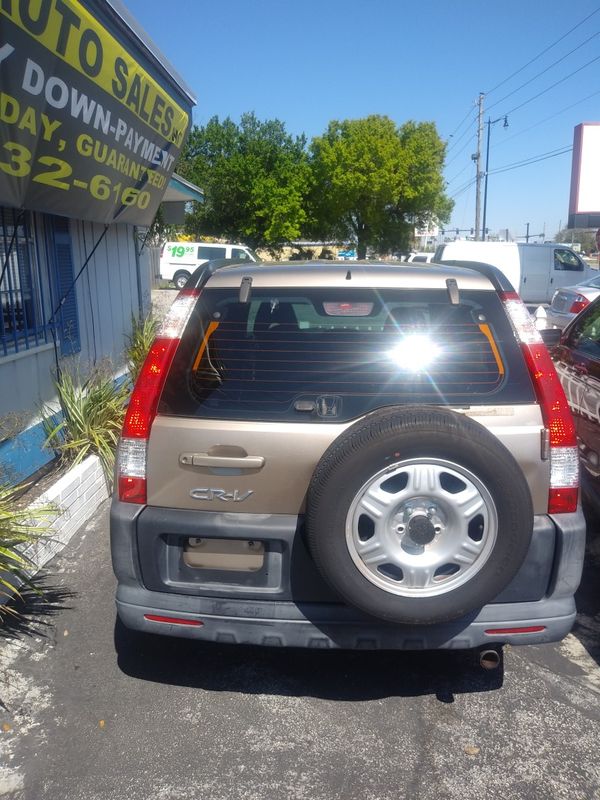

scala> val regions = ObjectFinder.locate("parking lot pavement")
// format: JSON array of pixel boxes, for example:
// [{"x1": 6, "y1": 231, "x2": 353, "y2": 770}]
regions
[{"x1": 1, "y1": 501, "x2": 600, "y2": 800}]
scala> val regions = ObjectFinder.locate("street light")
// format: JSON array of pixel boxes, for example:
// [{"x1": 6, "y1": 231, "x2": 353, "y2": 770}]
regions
[{"x1": 481, "y1": 115, "x2": 508, "y2": 241}]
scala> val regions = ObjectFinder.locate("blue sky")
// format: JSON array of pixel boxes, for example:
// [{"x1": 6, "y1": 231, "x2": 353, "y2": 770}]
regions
[{"x1": 124, "y1": 0, "x2": 600, "y2": 242}]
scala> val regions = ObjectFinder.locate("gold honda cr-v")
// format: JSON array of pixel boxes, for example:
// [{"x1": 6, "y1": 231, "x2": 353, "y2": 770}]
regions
[{"x1": 110, "y1": 259, "x2": 585, "y2": 656}]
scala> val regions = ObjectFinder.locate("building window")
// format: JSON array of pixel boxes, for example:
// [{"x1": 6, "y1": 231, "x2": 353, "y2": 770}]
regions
[
  {"x1": 0, "y1": 209, "x2": 81, "y2": 359},
  {"x1": 0, "y1": 207, "x2": 48, "y2": 357}
]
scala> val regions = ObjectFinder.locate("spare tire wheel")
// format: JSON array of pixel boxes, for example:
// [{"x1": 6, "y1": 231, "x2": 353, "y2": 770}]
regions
[{"x1": 306, "y1": 406, "x2": 533, "y2": 625}]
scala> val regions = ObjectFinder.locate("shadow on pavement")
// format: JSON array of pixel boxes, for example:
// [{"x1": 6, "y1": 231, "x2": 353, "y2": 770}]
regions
[
  {"x1": 114, "y1": 618, "x2": 503, "y2": 701},
  {"x1": 0, "y1": 577, "x2": 76, "y2": 642}
]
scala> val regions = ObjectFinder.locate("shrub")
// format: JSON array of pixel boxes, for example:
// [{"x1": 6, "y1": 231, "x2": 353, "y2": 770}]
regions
[
  {"x1": 42, "y1": 368, "x2": 129, "y2": 486},
  {"x1": 124, "y1": 313, "x2": 159, "y2": 384},
  {"x1": 0, "y1": 483, "x2": 55, "y2": 611}
]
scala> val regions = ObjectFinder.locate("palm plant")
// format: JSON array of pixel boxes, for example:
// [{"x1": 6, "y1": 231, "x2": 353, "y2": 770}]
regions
[
  {"x1": 43, "y1": 368, "x2": 129, "y2": 486},
  {"x1": 0, "y1": 483, "x2": 54, "y2": 611},
  {"x1": 124, "y1": 313, "x2": 159, "y2": 384}
]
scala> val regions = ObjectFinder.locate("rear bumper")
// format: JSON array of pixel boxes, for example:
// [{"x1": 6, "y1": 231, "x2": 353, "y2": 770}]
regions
[
  {"x1": 115, "y1": 591, "x2": 577, "y2": 650},
  {"x1": 110, "y1": 500, "x2": 586, "y2": 651}
]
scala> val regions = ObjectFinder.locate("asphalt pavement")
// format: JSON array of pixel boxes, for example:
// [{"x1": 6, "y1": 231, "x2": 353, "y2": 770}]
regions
[{"x1": 1, "y1": 500, "x2": 600, "y2": 800}]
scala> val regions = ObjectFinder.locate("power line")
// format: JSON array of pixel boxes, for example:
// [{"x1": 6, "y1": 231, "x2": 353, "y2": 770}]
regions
[
  {"x1": 487, "y1": 29, "x2": 600, "y2": 113},
  {"x1": 445, "y1": 133, "x2": 477, "y2": 168},
  {"x1": 446, "y1": 160, "x2": 473, "y2": 186},
  {"x1": 486, "y1": 5, "x2": 600, "y2": 95},
  {"x1": 450, "y1": 177, "x2": 477, "y2": 199},
  {"x1": 488, "y1": 145, "x2": 572, "y2": 176},
  {"x1": 489, "y1": 86, "x2": 600, "y2": 150},
  {"x1": 502, "y1": 52, "x2": 600, "y2": 117},
  {"x1": 446, "y1": 101, "x2": 477, "y2": 141},
  {"x1": 446, "y1": 116, "x2": 477, "y2": 154}
]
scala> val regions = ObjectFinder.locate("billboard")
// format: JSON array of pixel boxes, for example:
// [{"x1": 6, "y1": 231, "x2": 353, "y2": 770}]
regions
[
  {"x1": 0, "y1": 0, "x2": 192, "y2": 226},
  {"x1": 568, "y1": 123, "x2": 600, "y2": 229}
]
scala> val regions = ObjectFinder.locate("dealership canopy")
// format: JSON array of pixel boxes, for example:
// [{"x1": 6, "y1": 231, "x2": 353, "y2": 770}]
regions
[{"x1": 0, "y1": 0, "x2": 195, "y2": 226}]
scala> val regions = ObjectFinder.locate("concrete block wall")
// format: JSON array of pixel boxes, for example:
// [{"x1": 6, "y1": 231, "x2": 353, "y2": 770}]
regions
[{"x1": 21, "y1": 455, "x2": 109, "y2": 573}]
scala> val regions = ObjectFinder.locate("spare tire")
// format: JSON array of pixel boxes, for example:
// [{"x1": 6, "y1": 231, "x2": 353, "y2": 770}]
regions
[{"x1": 306, "y1": 406, "x2": 533, "y2": 625}]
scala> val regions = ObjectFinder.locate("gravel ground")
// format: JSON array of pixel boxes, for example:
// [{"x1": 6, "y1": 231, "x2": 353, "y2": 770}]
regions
[{"x1": 151, "y1": 288, "x2": 178, "y2": 321}]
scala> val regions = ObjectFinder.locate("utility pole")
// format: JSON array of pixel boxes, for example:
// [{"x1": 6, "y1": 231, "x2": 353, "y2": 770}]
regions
[
  {"x1": 525, "y1": 222, "x2": 530, "y2": 243},
  {"x1": 473, "y1": 93, "x2": 484, "y2": 241},
  {"x1": 482, "y1": 115, "x2": 509, "y2": 242}
]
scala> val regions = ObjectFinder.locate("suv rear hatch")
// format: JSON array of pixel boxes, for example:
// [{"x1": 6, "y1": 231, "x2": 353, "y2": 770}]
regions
[{"x1": 145, "y1": 282, "x2": 544, "y2": 514}]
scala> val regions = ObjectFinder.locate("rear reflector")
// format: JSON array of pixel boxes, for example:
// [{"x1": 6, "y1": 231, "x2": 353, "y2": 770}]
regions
[
  {"x1": 501, "y1": 291, "x2": 579, "y2": 514},
  {"x1": 118, "y1": 475, "x2": 147, "y2": 504},
  {"x1": 548, "y1": 487, "x2": 579, "y2": 514},
  {"x1": 144, "y1": 614, "x2": 204, "y2": 627},
  {"x1": 484, "y1": 625, "x2": 546, "y2": 635}
]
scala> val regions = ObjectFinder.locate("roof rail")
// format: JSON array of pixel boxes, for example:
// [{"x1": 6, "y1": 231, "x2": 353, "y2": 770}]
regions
[
  {"x1": 188, "y1": 258, "x2": 261, "y2": 291},
  {"x1": 436, "y1": 259, "x2": 515, "y2": 294}
]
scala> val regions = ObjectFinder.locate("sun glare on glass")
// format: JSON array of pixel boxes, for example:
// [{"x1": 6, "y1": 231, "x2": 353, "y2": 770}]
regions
[{"x1": 387, "y1": 335, "x2": 440, "y2": 371}]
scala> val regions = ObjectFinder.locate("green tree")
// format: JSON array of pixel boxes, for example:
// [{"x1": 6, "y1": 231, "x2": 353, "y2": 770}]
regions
[
  {"x1": 554, "y1": 227, "x2": 597, "y2": 254},
  {"x1": 309, "y1": 115, "x2": 452, "y2": 258},
  {"x1": 177, "y1": 113, "x2": 312, "y2": 249}
]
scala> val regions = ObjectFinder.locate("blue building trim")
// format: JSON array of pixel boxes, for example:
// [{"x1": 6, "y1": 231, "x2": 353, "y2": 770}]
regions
[
  {"x1": 0, "y1": 371, "x2": 129, "y2": 486},
  {"x1": 0, "y1": 421, "x2": 55, "y2": 485}
]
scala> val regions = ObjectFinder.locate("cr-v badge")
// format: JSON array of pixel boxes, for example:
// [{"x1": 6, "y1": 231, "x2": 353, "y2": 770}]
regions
[{"x1": 190, "y1": 488, "x2": 254, "y2": 502}]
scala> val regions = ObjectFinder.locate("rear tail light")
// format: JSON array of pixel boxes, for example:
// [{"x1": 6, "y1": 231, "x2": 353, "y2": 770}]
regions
[
  {"x1": 501, "y1": 292, "x2": 578, "y2": 514},
  {"x1": 118, "y1": 288, "x2": 200, "y2": 503},
  {"x1": 569, "y1": 294, "x2": 590, "y2": 315}
]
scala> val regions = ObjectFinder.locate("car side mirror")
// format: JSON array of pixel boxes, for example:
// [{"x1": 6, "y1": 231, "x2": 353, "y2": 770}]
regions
[{"x1": 540, "y1": 327, "x2": 562, "y2": 348}]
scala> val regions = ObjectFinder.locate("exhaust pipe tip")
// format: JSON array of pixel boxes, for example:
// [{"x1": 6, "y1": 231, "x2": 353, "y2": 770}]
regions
[{"x1": 479, "y1": 648, "x2": 501, "y2": 670}]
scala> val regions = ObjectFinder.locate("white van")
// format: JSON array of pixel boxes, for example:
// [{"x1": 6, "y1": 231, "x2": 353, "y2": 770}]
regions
[
  {"x1": 433, "y1": 241, "x2": 591, "y2": 304},
  {"x1": 160, "y1": 242, "x2": 259, "y2": 289}
]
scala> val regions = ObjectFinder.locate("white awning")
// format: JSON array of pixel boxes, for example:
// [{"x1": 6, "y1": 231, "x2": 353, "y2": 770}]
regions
[{"x1": 162, "y1": 174, "x2": 204, "y2": 204}]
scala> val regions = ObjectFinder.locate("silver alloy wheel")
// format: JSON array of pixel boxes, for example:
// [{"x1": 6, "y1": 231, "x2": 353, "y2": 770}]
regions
[{"x1": 345, "y1": 458, "x2": 498, "y2": 598}]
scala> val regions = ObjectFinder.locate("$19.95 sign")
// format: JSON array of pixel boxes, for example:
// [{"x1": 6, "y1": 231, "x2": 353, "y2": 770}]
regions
[{"x1": 0, "y1": 0, "x2": 192, "y2": 225}]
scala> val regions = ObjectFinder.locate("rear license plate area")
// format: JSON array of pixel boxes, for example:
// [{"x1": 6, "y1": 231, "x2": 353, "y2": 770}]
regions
[{"x1": 183, "y1": 537, "x2": 265, "y2": 571}]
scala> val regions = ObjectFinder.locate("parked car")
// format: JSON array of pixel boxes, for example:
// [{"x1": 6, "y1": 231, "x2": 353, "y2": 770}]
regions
[
  {"x1": 406, "y1": 252, "x2": 434, "y2": 263},
  {"x1": 553, "y1": 294, "x2": 600, "y2": 510},
  {"x1": 434, "y1": 241, "x2": 591, "y2": 305},
  {"x1": 160, "y1": 241, "x2": 259, "y2": 288},
  {"x1": 111, "y1": 259, "x2": 584, "y2": 655},
  {"x1": 546, "y1": 272, "x2": 600, "y2": 330}
]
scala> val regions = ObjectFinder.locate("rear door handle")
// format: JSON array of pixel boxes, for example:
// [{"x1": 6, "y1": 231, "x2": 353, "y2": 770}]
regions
[{"x1": 180, "y1": 452, "x2": 265, "y2": 469}]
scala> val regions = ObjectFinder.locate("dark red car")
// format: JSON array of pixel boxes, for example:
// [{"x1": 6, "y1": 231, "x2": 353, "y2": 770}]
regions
[{"x1": 553, "y1": 294, "x2": 600, "y2": 510}]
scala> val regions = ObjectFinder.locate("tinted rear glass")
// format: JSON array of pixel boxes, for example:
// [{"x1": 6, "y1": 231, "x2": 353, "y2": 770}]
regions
[{"x1": 159, "y1": 287, "x2": 534, "y2": 422}]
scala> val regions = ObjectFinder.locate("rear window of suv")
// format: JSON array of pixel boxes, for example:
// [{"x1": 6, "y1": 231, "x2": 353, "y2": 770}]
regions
[{"x1": 159, "y1": 287, "x2": 535, "y2": 422}]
